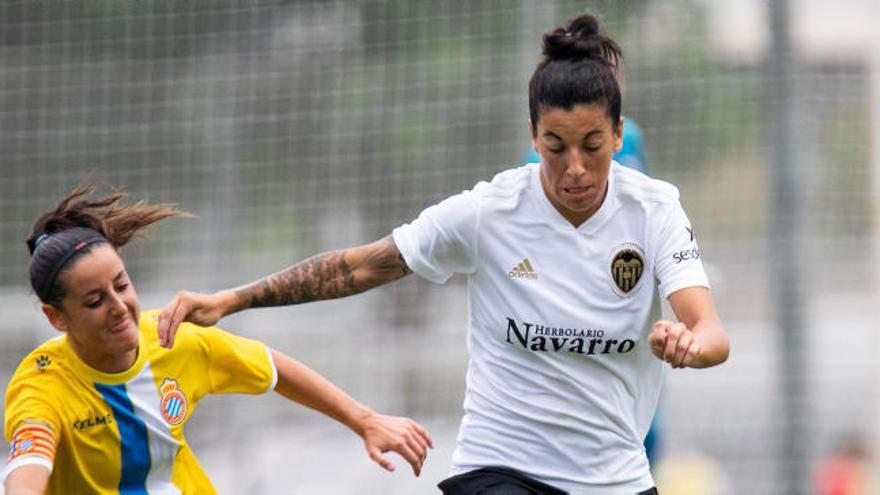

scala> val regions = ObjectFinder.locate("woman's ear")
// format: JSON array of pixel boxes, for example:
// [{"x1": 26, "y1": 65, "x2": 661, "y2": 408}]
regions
[
  {"x1": 42, "y1": 304, "x2": 69, "y2": 333},
  {"x1": 614, "y1": 117, "x2": 625, "y2": 152}
]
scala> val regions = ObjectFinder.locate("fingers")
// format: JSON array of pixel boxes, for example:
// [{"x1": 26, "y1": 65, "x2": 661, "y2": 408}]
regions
[
  {"x1": 157, "y1": 298, "x2": 178, "y2": 348},
  {"x1": 653, "y1": 321, "x2": 700, "y2": 368},
  {"x1": 369, "y1": 437, "x2": 422, "y2": 476},
  {"x1": 158, "y1": 292, "x2": 190, "y2": 348},
  {"x1": 364, "y1": 417, "x2": 432, "y2": 477},
  {"x1": 395, "y1": 423, "x2": 429, "y2": 476},
  {"x1": 662, "y1": 323, "x2": 688, "y2": 366},
  {"x1": 670, "y1": 328, "x2": 691, "y2": 367},
  {"x1": 412, "y1": 420, "x2": 434, "y2": 449},
  {"x1": 399, "y1": 440, "x2": 423, "y2": 476},
  {"x1": 683, "y1": 342, "x2": 702, "y2": 368},
  {"x1": 368, "y1": 446, "x2": 396, "y2": 473},
  {"x1": 649, "y1": 322, "x2": 668, "y2": 357}
]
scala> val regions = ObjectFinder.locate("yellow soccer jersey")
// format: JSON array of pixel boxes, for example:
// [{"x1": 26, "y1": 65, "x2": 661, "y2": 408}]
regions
[{"x1": 3, "y1": 309, "x2": 277, "y2": 494}]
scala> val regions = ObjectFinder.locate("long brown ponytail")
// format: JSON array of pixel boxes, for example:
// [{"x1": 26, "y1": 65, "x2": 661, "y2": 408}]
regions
[{"x1": 27, "y1": 183, "x2": 191, "y2": 305}]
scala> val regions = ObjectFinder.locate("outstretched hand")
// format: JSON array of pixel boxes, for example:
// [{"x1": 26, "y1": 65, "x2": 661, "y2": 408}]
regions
[
  {"x1": 158, "y1": 290, "x2": 228, "y2": 348},
  {"x1": 358, "y1": 412, "x2": 434, "y2": 477},
  {"x1": 648, "y1": 320, "x2": 701, "y2": 368}
]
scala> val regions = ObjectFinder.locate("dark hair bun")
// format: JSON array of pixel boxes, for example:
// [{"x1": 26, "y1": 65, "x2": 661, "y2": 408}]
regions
[{"x1": 542, "y1": 13, "x2": 621, "y2": 68}]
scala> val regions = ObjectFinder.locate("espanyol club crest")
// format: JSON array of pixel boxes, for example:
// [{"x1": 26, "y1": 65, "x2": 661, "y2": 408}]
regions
[
  {"x1": 609, "y1": 243, "x2": 645, "y2": 297},
  {"x1": 10, "y1": 432, "x2": 34, "y2": 458},
  {"x1": 159, "y1": 378, "x2": 188, "y2": 425}
]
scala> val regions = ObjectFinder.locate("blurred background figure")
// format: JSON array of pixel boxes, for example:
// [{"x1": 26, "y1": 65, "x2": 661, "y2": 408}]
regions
[
  {"x1": 814, "y1": 436, "x2": 871, "y2": 495},
  {"x1": 654, "y1": 451, "x2": 734, "y2": 495}
]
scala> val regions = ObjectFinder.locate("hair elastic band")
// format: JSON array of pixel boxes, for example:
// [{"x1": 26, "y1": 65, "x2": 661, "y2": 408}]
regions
[
  {"x1": 32, "y1": 228, "x2": 108, "y2": 302},
  {"x1": 34, "y1": 233, "x2": 49, "y2": 250}
]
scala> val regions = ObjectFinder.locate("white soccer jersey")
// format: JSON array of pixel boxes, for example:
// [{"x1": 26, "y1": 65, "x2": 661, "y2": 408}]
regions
[{"x1": 392, "y1": 162, "x2": 709, "y2": 494}]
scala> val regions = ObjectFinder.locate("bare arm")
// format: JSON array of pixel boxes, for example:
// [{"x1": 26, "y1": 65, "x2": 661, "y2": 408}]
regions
[
  {"x1": 159, "y1": 235, "x2": 410, "y2": 347},
  {"x1": 269, "y1": 349, "x2": 433, "y2": 476},
  {"x1": 4, "y1": 464, "x2": 50, "y2": 495},
  {"x1": 648, "y1": 286, "x2": 729, "y2": 369}
]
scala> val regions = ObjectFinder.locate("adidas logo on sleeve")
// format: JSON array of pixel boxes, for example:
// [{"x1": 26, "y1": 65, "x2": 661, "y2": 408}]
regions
[{"x1": 508, "y1": 258, "x2": 538, "y2": 280}]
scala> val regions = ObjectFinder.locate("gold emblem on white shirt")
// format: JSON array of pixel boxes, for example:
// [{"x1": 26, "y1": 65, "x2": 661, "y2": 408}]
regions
[
  {"x1": 611, "y1": 249, "x2": 644, "y2": 293},
  {"x1": 508, "y1": 258, "x2": 538, "y2": 280}
]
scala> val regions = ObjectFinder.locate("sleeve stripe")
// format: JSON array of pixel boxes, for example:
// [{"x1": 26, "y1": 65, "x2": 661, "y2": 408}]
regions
[
  {"x1": 15, "y1": 425, "x2": 56, "y2": 436},
  {"x1": 21, "y1": 439, "x2": 55, "y2": 450},
  {"x1": 265, "y1": 346, "x2": 279, "y2": 393},
  {"x1": 12, "y1": 426, "x2": 56, "y2": 442},
  {"x1": 0, "y1": 455, "x2": 54, "y2": 485},
  {"x1": 11, "y1": 448, "x2": 54, "y2": 460},
  {"x1": 9, "y1": 446, "x2": 56, "y2": 462},
  {"x1": 27, "y1": 443, "x2": 56, "y2": 455}
]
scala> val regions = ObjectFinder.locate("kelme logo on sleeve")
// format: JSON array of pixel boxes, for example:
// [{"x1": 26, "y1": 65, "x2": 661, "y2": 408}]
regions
[{"x1": 35, "y1": 355, "x2": 52, "y2": 372}]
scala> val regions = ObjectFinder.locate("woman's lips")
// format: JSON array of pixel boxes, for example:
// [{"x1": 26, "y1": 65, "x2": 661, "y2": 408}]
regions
[
  {"x1": 110, "y1": 318, "x2": 131, "y2": 334},
  {"x1": 562, "y1": 186, "x2": 592, "y2": 201}
]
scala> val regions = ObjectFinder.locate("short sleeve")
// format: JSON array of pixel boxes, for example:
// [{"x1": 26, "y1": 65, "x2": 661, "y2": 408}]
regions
[
  {"x1": 193, "y1": 325, "x2": 278, "y2": 395},
  {"x1": 652, "y1": 201, "x2": 710, "y2": 299},
  {"x1": 392, "y1": 190, "x2": 480, "y2": 284},
  {"x1": 3, "y1": 380, "x2": 60, "y2": 482}
]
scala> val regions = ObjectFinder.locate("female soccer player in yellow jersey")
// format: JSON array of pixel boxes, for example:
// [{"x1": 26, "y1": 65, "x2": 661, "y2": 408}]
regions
[{"x1": 2, "y1": 184, "x2": 433, "y2": 494}]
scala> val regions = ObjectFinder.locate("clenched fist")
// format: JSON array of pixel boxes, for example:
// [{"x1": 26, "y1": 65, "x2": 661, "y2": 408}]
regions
[{"x1": 648, "y1": 320, "x2": 701, "y2": 368}]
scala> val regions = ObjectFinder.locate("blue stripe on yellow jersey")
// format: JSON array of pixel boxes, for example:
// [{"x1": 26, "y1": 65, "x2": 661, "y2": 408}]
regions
[{"x1": 95, "y1": 383, "x2": 151, "y2": 493}]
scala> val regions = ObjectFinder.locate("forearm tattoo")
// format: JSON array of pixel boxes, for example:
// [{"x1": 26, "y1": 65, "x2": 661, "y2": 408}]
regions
[{"x1": 234, "y1": 235, "x2": 411, "y2": 309}]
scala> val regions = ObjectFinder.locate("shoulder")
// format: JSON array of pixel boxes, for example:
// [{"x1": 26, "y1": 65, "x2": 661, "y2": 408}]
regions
[
  {"x1": 613, "y1": 163, "x2": 680, "y2": 209},
  {"x1": 469, "y1": 164, "x2": 535, "y2": 208},
  {"x1": 420, "y1": 164, "x2": 533, "y2": 219},
  {"x1": 9, "y1": 337, "x2": 66, "y2": 382},
  {"x1": 476, "y1": 164, "x2": 533, "y2": 194},
  {"x1": 5, "y1": 338, "x2": 66, "y2": 407}
]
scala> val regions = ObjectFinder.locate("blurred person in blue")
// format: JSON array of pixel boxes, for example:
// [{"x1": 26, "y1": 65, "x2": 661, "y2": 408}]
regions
[
  {"x1": 159, "y1": 12, "x2": 729, "y2": 495},
  {"x1": 3, "y1": 185, "x2": 432, "y2": 495}
]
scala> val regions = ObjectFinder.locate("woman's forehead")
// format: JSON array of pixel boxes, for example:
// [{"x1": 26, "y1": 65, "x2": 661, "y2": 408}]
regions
[
  {"x1": 62, "y1": 245, "x2": 125, "y2": 290},
  {"x1": 537, "y1": 104, "x2": 613, "y2": 136}
]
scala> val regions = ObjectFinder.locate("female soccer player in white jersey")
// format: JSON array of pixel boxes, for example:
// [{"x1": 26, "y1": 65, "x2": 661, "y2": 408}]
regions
[
  {"x1": 159, "y1": 12, "x2": 729, "y2": 495},
  {"x1": 2, "y1": 184, "x2": 432, "y2": 494}
]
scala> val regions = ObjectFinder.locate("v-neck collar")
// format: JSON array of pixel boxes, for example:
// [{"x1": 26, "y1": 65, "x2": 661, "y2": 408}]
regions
[{"x1": 63, "y1": 328, "x2": 146, "y2": 385}]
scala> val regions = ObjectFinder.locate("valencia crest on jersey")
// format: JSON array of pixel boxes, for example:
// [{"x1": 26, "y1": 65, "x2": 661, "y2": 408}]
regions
[
  {"x1": 159, "y1": 378, "x2": 188, "y2": 425},
  {"x1": 609, "y1": 242, "x2": 646, "y2": 297}
]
